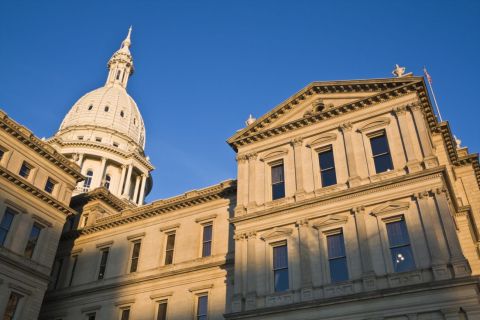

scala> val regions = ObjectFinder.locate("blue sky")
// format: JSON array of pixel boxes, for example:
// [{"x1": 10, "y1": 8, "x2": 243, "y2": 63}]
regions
[{"x1": 0, "y1": 0, "x2": 479, "y2": 201}]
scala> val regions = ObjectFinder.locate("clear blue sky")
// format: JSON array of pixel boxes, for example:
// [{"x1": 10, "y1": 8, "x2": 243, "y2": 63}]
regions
[{"x1": 1, "y1": 0, "x2": 479, "y2": 201}]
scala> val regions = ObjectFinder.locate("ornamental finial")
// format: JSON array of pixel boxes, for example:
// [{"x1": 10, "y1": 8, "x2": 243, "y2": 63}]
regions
[
  {"x1": 121, "y1": 26, "x2": 133, "y2": 49},
  {"x1": 245, "y1": 114, "x2": 256, "y2": 126},
  {"x1": 392, "y1": 64, "x2": 412, "y2": 78}
]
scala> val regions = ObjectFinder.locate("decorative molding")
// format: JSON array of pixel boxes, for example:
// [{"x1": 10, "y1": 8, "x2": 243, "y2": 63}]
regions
[
  {"x1": 114, "y1": 298, "x2": 136, "y2": 307},
  {"x1": 81, "y1": 305, "x2": 101, "y2": 313},
  {"x1": 32, "y1": 214, "x2": 53, "y2": 228},
  {"x1": 371, "y1": 201, "x2": 410, "y2": 217},
  {"x1": 8, "y1": 283, "x2": 32, "y2": 296},
  {"x1": 236, "y1": 154, "x2": 248, "y2": 163},
  {"x1": 307, "y1": 133, "x2": 337, "y2": 149},
  {"x1": 260, "y1": 227, "x2": 293, "y2": 241},
  {"x1": 159, "y1": 223, "x2": 181, "y2": 232},
  {"x1": 290, "y1": 137, "x2": 303, "y2": 147},
  {"x1": 188, "y1": 283, "x2": 214, "y2": 293},
  {"x1": 126, "y1": 232, "x2": 146, "y2": 240},
  {"x1": 312, "y1": 214, "x2": 348, "y2": 229},
  {"x1": 393, "y1": 105, "x2": 408, "y2": 115},
  {"x1": 260, "y1": 149, "x2": 288, "y2": 162},
  {"x1": 357, "y1": 117, "x2": 391, "y2": 133},
  {"x1": 3, "y1": 199, "x2": 27, "y2": 214},
  {"x1": 95, "y1": 240, "x2": 114, "y2": 248},
  {"x1": 195, "y1": 213, "x2": 218, "y2": 223},
  {"x1": 150, "y1": 291, "x2": 173, "y2": 301},
  {"x1": 339, "y1": 122, "x2": 353, "y2": 132}
]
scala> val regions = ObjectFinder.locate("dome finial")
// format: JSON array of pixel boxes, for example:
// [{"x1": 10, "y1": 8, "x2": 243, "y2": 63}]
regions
[{"x1": 122, "y1": 26, "x2": 133, "y2": 49}]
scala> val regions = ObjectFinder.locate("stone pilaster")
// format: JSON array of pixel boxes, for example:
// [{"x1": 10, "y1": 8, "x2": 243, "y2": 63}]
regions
[
  {"x1": 247, "y1": 153, "x2": 258, "y2": 209},
  {"x1": 245, "y1": 231, "x2": 257, "y2": 310},
  {"x1": 351, "y1": 206, "x2": 376, "y2": 290},
  {"x1": 232, "y1": 233, "x2": 246, "y2": 312},
  {"x1": 340, "y1": 123, "x2": 361, "y2": 187},
  {"x1": 291, "y1": 137, "x2": 306, "y2": 199},
  {"x1": 235, "y1": 154, "x2": 248, "y2": 215},
  {"x1": 408, "y1": 102, "x2": 438, "y2": 168},
  {"x1": 296, "y1": 219, "x2": 313, "y2": 301},
  {"x1": 393, "y1": 106, "x2": 422, "y2": 173},
  {"x1": 118, "y1": 165, "x2": 127, "y2": 195},
  {"x1": 123, "y1": 164, "x2": 133, "y2": 199}
]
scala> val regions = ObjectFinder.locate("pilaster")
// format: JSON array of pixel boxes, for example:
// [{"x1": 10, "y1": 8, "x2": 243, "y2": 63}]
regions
[
  {"x1": 247, "y1": 153, "x2": 258, "y2": 209},
  {"x1": 295, "y1": 219, "x2": 313, "y2": 301},
  {"x1": 408, "y1": 103, "x2": 438, "y2": 168},
  {"x1": 393, "y1": 106, "x2": 422, "y2": 173},
  {"x1": 291, "y1": 138, "x2": 306, "y2": 199},
  {"x1": 351, "y1": 206, "x2": 376, "y2": 290},
  {"x1": 340, "y1": 123, "x2": 361, "y2": 187}
]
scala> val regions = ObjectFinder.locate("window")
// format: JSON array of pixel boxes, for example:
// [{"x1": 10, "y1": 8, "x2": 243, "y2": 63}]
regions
[
  {"x1": 370, "y1": 131, "x2": 393, "y2": 173},
  {"x1": 0, "y1": 148, "x2": 5, "y2": 162},
  {"x1": 156, "y1": 301, "x2": 168, "y2": 320},
  {"x1": 78, "y1": 136, "x2": 84, "y2": 140},
  {"x1": 69, "y1": 255, "x2": 78, "y2": 286},
  {"x1": 202, "y1": 225, "x2": 212, "y2": 257},
  {"x1": 0, "y1": 208, "x2": 16, "y2": 246},
  {"x1": 319, "y1": 146, "x2": 337, "y2": 187},
  {"x1": 24, "y1": 223, "x2": 42, "y2": 258},
  {"x1": 116, "y1": 70, "x2": 121, "y2": 80},
  {"x1": 120, "y1": 308, "x2": 130, "y2": 320},
  {"x1": 104, "y1": 106, "x2": 109, "y2": 112},
  {"x1": 386, "y1": 216, "x2": 415, "y2": 272},
  {"x1": 95, "y1": 137, "x2": 102, "y2": 142},
  {"x1": 98, "y1": 248, "x2": 109, "y2": 279},
  {"x1": 19, "y1": 161, "x2": 32, "y2": 179},
  {"x1": 86, "y1": 313, "x2": 96, "y2": 320},
  {"x1": 3, "y1": 292, "x2": 22, "y2": 320},
  {"x1": 45, "y1": 178, "x2": 56, "y2": 194},
  {"x1": 88, "y1": 105, "x2": 93, "y2": 110},
  {"x1": 120, "y1": 111, "x2": 125, "y2": 118},
  {"x1": 130, "y1": 241, "x2": 141, "y2": 273},
  {"x1": 196, "y1": 295, "x2": 208, "y2": 320},
  {"x1": 104, "y1": 175, "x2": 111, "y2": 190},
  {"x1": 51, "y1": 258, "x2": 64, "y2": 289},
  {"x1": 83, "y1": 215, "x2": 89, "y2": 228},
  {"x1": 273, "y1": 244, "x2": 289, "y2": 292},
  {"x1": 113, "y1": 142, "x2": 119, "y2": 148},
  {"x1": 164, "y1": 233, "x2": 176, "y2": 265},
  {"x1": 271, "y1": 163, "x2": 285, "y2": 200},
  {"x1": 133, "y1": 118, "x2": 136, "y2": 125},
  {"x1": 84, "y1": 170, "x2": 93, "y2": 189},
  {"x1": 327, "y1": 231, "x2": 348, "y2": 282}
]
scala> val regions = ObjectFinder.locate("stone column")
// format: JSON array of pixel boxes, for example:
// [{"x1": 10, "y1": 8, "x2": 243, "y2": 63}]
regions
[
  {"x1": 340, "y1": 123, "x2": 361, "y2": 187},
  {"x1": 245, "y1": 232, "x2": 257, "y2": 310},
  {"x1": 132, "y1": 175, "x2": 141, "y2": 204},
  {"x1": 296, "y1": 219, "x2": 313, "y2": 300},
  {"x1": 235, "y1": 154, "x2": 248, "y2": 215},
  {"x1": 232, "y1": 233, "x2": 246, "y2": 312},
  {"x1": 415, "y1": 191, "x2": 450, "y2": 279},
  {"x1": 291, "y1": 138, "x2": 306, "y2": 199},
  {"x1": 98, "y1": 157, "x2": 107, "y2": 188},
  {"x1": 122, "y1": 164, "x2": 133, "y2": 199},
  {"x1": 433, "y1": 188, "x2": 470, "y2": 277},
  {"x1": 247, "y1": 153, "x2": 257, "y2": 209},
  {"x1": 351, "y1": 206, "x2": 376, "y2": 290},
  {"x1": 76, "y1": 153, "x2": 84, "y2": 167},
  {"x1": 118, "y1": 165, "x2": 127, "y2": 195},
  {"x1": 393, "y1": 106, "x2": 422, "y2": 172},
  {"x1": 138, "y1": 174, "x2": 148, "y2": 205},
  {"x1": 408, "y1": 103, "x2": 437, "y2": 169}
]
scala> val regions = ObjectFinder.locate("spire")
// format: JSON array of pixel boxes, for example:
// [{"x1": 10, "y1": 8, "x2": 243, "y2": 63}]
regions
[{"x1": 106, "y1": 27, "x2": 134, "y2": 89}]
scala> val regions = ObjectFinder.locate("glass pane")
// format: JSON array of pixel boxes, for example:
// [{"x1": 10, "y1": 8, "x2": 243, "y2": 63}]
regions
[
  {"x1": 165, "y1": 250, "x2": 173, "y2": 265},
  {"x1": 386, "y1": 220, "x2": 410, "y2": 247},
  {"x1": 271, "y1": 164, "x2": 284, "y2": 184},
  {"x1": 370, "y1": 134, "x2": 389, "y2": 156},
  {"x1": 329, "y1": 257, "x2": 349, "y2": 282},
  {"x1": 272, "y1": 182, "x2": 285, "y2": 200},
  {"x1": 203, "y1": 225, "x2": 212, "y2": 242},
  {"x1": 274, "y1": 269, "x2": 289, "y2": 292},
  {"x1": 373, "y1": 153, "x2": 393, "y2": 173},
  {"x1": 166, "y1": 234, "x2": 176, "y2": 250},
  {"x1": 202, "y1": 242, "x2": 211, "y2": 257},
  {"x1": 327, "y1": 233, "x2": 345, "y2": 259},
  {"x1": 273, "y1": 245, "x2": 288, "y2": 269},
  {"x1": 390, "y1": 245, "x2": 415, "y2": 272},
  {"x1": 157, "y1": 303, "x2": 167, "y2": 320},
  {"x1": 319, "y1": 148, "x2": 335, "y2": 169},
  {"x1": 4, "y1": 293, "x2": 22, "y2": 320},
  {"x1": 197, "y1": 295, "x2": 208, "y2": 316},
  {"x1": 130, "y1": 258, "x2": 138, "y2": 272},
  {"x1": 132, "y1": 242, "x2": 141, "y2": 258},
  {"x1": 321, "y1": 169, "x2": 337, "y2": 187},
  {"x1": 0, "y1": 211, "x2": 14, "y2": 246},
  {"x1": 25, "y1": 224, "x2": 41, "y2": 258},
  {"x1": 120, "y1": 309, "x2": 130, "y2": 320}
]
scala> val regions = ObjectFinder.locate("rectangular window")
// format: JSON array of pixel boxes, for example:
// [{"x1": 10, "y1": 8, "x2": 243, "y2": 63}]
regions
[
  {"x1": 0, "y1": 208, "x2": 16, "y2": 246},
  {"x1": 24, "y1": 223, "x2": 42, "y2": 258},
  {"x1": 3, "y1": 292, "x2": 22, "y2": 320},
  {"x1": 98, "y1": 248, "x2": 109, "y2": 279},
  {"x1": 273, "y1": 244, "x2": 289, "y2": 292},
  {"x1": 87, "y1": 313, "x2": 96, "y2": 320},
  {"x1": 164, "y1": 233, "x2": 176, "y2": 265},
  {"x1": 120, "y1": 308, "x2": 130, "y2": 320},
  {"x1": 44, "y1": 178, "x2": 56, "y2": 194},
  {"x1": 69, "y1": 255, "x2": 78, "y2": 286},
  {"x1": 386, "y1": 216, "x2": 415, "y2": 272},
  {"x1": 202, "y1": 225, "x2": 212, "y2": 257},
  {"x1": 327, "y1": 231, "x2": 348, "y2": 282},
  {"x1": 19, "y1": 161, "x2": 32, "y2": 179},
  {"x1": 196, "y1": 295, "x2": 208, "y2": 320},
  {"x1": 130, "y1": 241, "x2": 141, "y2": 273},
  {"x1": 77, "y1": 136, "x2": 84, "y2": 140},
  {"x1": 370, "y1": 131, "x2": 394, "y2": 173},
  {"x1": 156, "y1": 301, "x2": 168, "y2": 320},
  {"x1": 318, "y1": 146, "x2": 337, "y2": 187},
  {"x1": 271, "y1": 163, "x2": 285, "y2": 200},
  {"x1": 0, "y1": 148, "x2": 5, "y2": 162},
  {"x1": 95, "y1": 137, "x2": 102, "y2": 142},
  {"x1": 51, "y1": 258, "x2": 64, "y2": 289},
  {"x1": 113, "y1": 142, "x2": 119, "y2": 147}
]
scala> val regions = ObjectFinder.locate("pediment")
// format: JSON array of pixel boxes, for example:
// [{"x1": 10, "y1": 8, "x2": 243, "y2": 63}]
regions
[
  {"x1": 371, "y1": 201, "x2": 410, "y2": 217},
  {"x1": 307, "y1": 133, "x2": 338, "y2": 149},
  {"x1": 260, "y1": 148, "x2": 289, "y2": 162},
  {"x1": 260, "y1": 227, "x2": 293, "y2": 241},
  {"x1": 228, "y1": 77, "x2": 423, "y2": 151},
  {"x1": 357, "y1": 117, "x2": 391, "y2": 133},
  {"x1": 313, "y1": 214, "x2": 349, "y2": 229}
]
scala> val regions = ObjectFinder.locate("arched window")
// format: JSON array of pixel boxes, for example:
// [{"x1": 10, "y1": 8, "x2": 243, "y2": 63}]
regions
[
  {"x1": 83, "y1": 170, "x2": 93, "y2": 191},
  {"x1": 88, "y1": 105, "x2": 93, "y2": 111},
  {"x1": 104, "y1": 106, "x2": 109, "y2": 112},
  {"x1": 120, "y1": 111, "x2": 124, "y2": 118},
  {"x1": 116, "y1": 70, "x2": 121, "y2": 80},
  {"x1": 104, "y1": 175, "x2": 111, "y2": 190}
]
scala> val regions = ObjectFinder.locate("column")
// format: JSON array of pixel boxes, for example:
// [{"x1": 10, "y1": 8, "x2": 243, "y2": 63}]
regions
[
  {"x1": 76, "y1": 153, "x2": 84, "y2": 167},
  {"x1": 245, "y1": 232, "x2": 257, "y2": 310},
  {"x1": 122, "y1": 164, "x2": 133, "y2": 199},
  {"x1": 291, "y1": 138, "x2": 306, "y2": 198},
  {"x1": 138, "y1": 174, "x2": 148, "y2": 205},
  {"x1": 340, "y1": 123, "x2": 361, "y2": 187},
  {"x1": 247, "y1": 153, "x2": 257, "y2": 208},
  {"x1": 98, "y1": 157, "x2": 107, "y2": 188},
  {"x1": 433, "y1": 188, "x2": 470, "y2": 277},
  {"x1": 132, "y1": 175, "x2": 141, "y2": 204},
  {"x1": 232, "y1": 233, "x2": 246, "y2": 312},
  {"x1": 415, "y1": 191, "x2": 450, "y2": 279},
  {"x1": 235, "y1": 154, "x2": 248, "y2": 214},
  {"x1": 351, "y1": 206, "x2": 376, "y2": 290},
  {"x1": 408, "y1": 103, "x2": 438, "y2": 168},
  {"x1": 118, "y1": 165, "x2": 127, "y2": 195},
  {"x1": 394, "y1": 106, "x2": 422, "y2": 172},
  {"x1": 296, "y1": 219, "x2": 313, "y2": 300}
]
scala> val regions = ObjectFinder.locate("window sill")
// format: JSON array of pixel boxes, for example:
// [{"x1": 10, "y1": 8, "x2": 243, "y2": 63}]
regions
[
  {"x1": 314, "y1": 183, "x2": 347, "y2": 197},
  {"x1": 369, "y1": 168, "x2": 404, "y2": 183}
]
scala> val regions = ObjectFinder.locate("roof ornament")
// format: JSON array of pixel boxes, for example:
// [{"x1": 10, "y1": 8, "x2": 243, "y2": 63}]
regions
[
  {"x1": 454, "y1": 135, "x2": 462, "y2": 148},
  {"x1": 245, "y1": 114, "x2": 256, "y2": 126},
  {"x1": 121, "y1": 26, "x2": 133, "y2": 49},
  {"x1": 392, "y1": 64, "x2": 412, "y2": 78}
]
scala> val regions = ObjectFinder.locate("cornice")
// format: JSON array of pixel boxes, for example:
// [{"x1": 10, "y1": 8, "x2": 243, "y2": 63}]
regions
[
  {"x1": 0, "y1": 166, "x2": 76, "y2": 216},
  {"x1": 78, "y1": 187, "x2": 133, "y2": 212},
  {"x1": 227, "y1": 79, "x2": 425, "y2": 151},
  {"x1": 0, "y1": 110, "x2": 83, "y2": 181},
  {"x1": 80, "y1": 180, "x2": 236, "y2": 234}
]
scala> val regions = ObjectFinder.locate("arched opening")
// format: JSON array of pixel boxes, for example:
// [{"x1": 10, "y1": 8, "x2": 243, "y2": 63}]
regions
[
  {"x1": 116, "y1": 70, "x2": 121, "y2": 80},
  {"x1": 104, "y1": 175, "x2": 111, "y2": 190},
  {"x1": 83, "y1": 170, "x2": 93, "y2": 191}
]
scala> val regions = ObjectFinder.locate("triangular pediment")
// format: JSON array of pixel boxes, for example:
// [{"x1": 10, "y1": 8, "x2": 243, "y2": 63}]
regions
[
  {"x1": 371, "y1": 201, "x2": 410, "y2": 217},
  {"x1": 260, "y1": 227, "x2": 293, "y2": 241},
  {"x1": 313, "y1": 214, "x2": 349, "y2": 229},
  {"x1": 228, "y1": 77, "x2": 423, "y2": 151}
]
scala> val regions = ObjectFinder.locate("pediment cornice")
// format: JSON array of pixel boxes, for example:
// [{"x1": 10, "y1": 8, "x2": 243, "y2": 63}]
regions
[
  {"x1": 370, "y1": 201, "x2": 410, "y2": 217},
  {"x1": 260, "y1": 227, "x2": 293, "y2": 241}
]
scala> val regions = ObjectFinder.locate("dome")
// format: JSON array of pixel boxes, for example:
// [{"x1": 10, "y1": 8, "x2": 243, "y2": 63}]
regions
[{"x1": 59, "y1": 85, "x2": 146, "y2": 148}]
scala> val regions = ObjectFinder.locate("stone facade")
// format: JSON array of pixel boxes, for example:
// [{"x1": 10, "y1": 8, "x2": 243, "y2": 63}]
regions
[{"x1": 2, "y1": 29, "x2": 480, "y2": 320}]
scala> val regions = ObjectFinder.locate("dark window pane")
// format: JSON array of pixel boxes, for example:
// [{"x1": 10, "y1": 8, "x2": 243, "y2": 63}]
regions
[
  {"x1": 197, "y1": 295, "x2": 208, "y2": 319},
  {"x1": 98, "y1": 249, "x2": 109, "y2": 279},
  {"x1": 202, "y1": 242, "x2": 212, "y2": 257},
  {"x1": 274, "y1": 268, "x2": 289, "y2": 292},
  {"x1": 69, "y1": 255, "x2": 78, "y2": 286},
  {"x1": 203, "y1": 225, "x2": 212, "y2": 242},
  {"x1": 321, "y1": 169, "x2": 337, "y2": 187},
  {"x1": 273, "y1": 245, "x2": 288, "y2": 269},
  {"x1": 3, "y1": 292, "x2": 22, "y2": 320},
  {"x1": 120, "y1": 309, "x2": 130, "y2": 320},
  {"x1": 319, "y1": 148, "x2": 335, "y2": 169},
  {"x1": 84, "y1": 170, "x2": 94, "y2": 189},
  {"x1": 370, "y1": 133, "x2": 393, "y2": 173},
  {"x1": 130, "y1": 241, "x2": 141, "y2": 272},
  {"x1": 157, "y1": 302, "x2": 167, "y2": 320},
  {"x1": 370, "y1": 134, "x2": 390, "y2": 155},
  {"x1": 387, "y1": 218, "x2": 415, "y2": 273},
  {"x1": 373, "y1": 153, "x2": 393, "y2": 173},
  {"x1": 0, "y1": 209, "x2": 15, "y2": 246},
  {"x1": 19, "y1": 162, "x2": 31, "y2": 178},
  {"x1": 390, "y1": 245, "x2": 415, "y2": 272},
  {"x1": 165, "y1": 234, "x2": 175, "y2": 264},
  {"x1": 329, "y1": 257, "x2": 349, "y2": 282},
  {"x1": 273, "y1": 244, "x2": 289, "y2": 292},
  {"x1": 327, "y1": 233, "x2": 346, "y2": 259},
  {"x1": 202, "y1": 225, "x2": 212, "y2": 257},
  {"x1": 272, "y1": 182, "x2": 285, "y2": 200},
  {"x1": 0, "y1": 149, "x2": 4, "y2": 161},
  {"x1": 24, "y1": 224, "x2": 42, "y2": 258},
  {"x1": 87, "y1": 313, "x2": 96, "y2": 320},
  {"x1": 52, "y1": 258, "x2": 63, "y2": 289},
  {"x1": 271, "y1": 164, "x2": 284, "y2": 184},
  {"x1": 386, "y1": 220, "x2": 410, "y2": 247}
]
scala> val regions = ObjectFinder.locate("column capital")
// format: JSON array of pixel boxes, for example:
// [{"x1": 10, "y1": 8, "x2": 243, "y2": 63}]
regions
[
  {"x1": 246, "y1": 231, "x2": 257, "y2": 239},
  {"x1": 351, "y1": 206, "x2": 365, "y2": 215},
  {"x1": 236, "y1": 154, "x2": 248, "y2": 163},
  {"x1": 246, "y1": 152, "x2": 258, "y2": 161},
  {"x1": 233, "y1": 233, "x2": 247, "y2": 241},
  {"x1": 393, "y1": 105, "x2": 408, "y2": 115},
  {"x1": 291, "y1": 137, "x2": 303, "y2": 147},
  {"x1": 415, "y1": 190, "x2": 431, "y2": 200},
  {"x1": 407, "y1": 102, "x2": 422, "y2": 112},
  {"x1": 339, "y1": 122, "x2": 353, "y2": 132},
  {"x1": 295, "y1": 218, "x2": 309, "y2": 228}
]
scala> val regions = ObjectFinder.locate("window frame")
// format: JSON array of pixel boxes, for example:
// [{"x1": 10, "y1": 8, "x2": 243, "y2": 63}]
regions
[
  {"x1": 83, "y1": 170, "x2": 94, "y2": 191},
  {"x1": 3, "y1": 291, "x2": 23, "y2": 320},
  {"x1": 195, "y1": 294, "x2": 209, "y2": 320},
  {"x1": 368, "y1": 130, "x2": 394, "y2": 174},
  {"x1": 155, "y1": 300, "x2": 168, "y2": 320},
  {"x1": 129, "y1": 240, "x2": 142, "y2": 273},
  {"x1": 68, "y1": 254, "x2": 79, "y2": 287},
  {"x1": 97, "y1": 247, "x2": 110, "y2": 280},
  {"x1": 318, "y1": 145, "x2": 337, "y2": 188},
  {"x1": 24, "y1": 222, "x2": 43, "y2": 259},
  {"x1": 325, "y1": 228, "x2": 349, "y2": 283},
  {"x1": 271, "y1": 241, "x2": 289, "y2": 292},
  {"x1": 270, "y1": 160, "x2": 286, "y2": 201},
  {"x1": 384, "y1": 215, "x2": 416, "y2": 273},
  {"x1": 18, "y1": 161, "x2": 33, "y2": 180},
  {"x1": 164, "y1": 232, "x2": 176, "y2": 265},
  {"x1": 44, "y1": 177, "x2": 57, "y2": 194},
  {"x1": 201, "y1": 223, "x2": 213, "y2": 258},
  {"x1": 0, "y1": 207, "x2": 18, "y2": 247}
]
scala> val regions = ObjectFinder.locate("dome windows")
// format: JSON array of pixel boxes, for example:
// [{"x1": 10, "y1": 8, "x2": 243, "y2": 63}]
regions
[
  {"x1": 88, "y1": 105, "x2": 93, "y2": 111},
  {"x1": 120, "y1": 111, "x2": 125, "y2": 118},
  {"x1": 104, "y1": 106, "x2": 109, "y2": 112},
  {"x1": 133, "y1": 118, "x2": 136, "y2": 125}
]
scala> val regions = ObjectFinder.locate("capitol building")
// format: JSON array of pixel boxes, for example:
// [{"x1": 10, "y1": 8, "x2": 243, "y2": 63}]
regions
[{"x1": 1, "y1": 29, "x2": 480, "y2": 320}]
